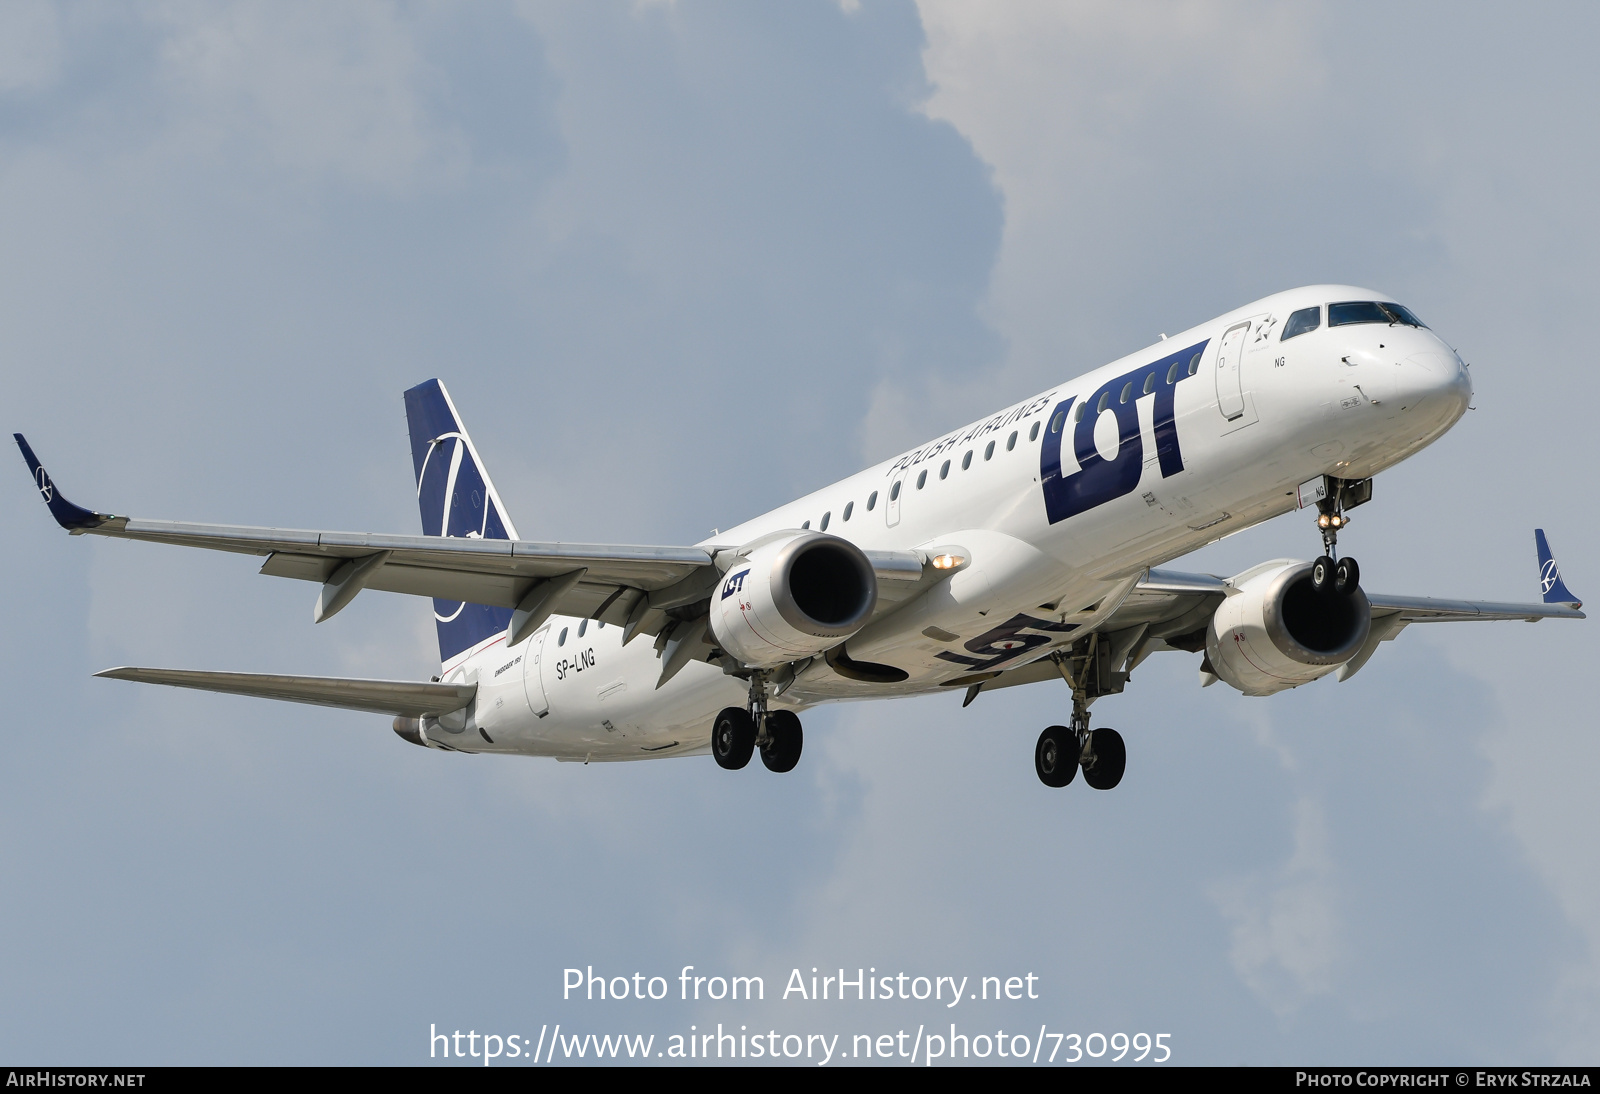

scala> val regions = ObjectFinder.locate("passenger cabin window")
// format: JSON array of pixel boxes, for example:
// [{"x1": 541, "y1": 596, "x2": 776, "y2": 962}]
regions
[
  {"x1": 1281, "y1": 306, "x2": 1321, "y2": 340},
  {"x1": 1096, "y1": 391, "x2": 1111, "y2": 413},
  {"x1": 1050, "y1": 409, "x2": 1066, "y2": 433},
  {"x1": 939, "y1": 459, "x2": 950, "y2": 480},
  {"x1": 868, "y1": 490, "x2": 878, "y2": 510},
  {"x1": 962, "y1": 450, "x2": 972, "y2": 470},
  {"x1": 801, "y1": 520, "x2": 810, "y2": 530},
  {"x1": 1029, "y1": 421, "x2": 1040, "y2": 442},
  {"x1": 984, "y1": 440, "x2": 995, "y2": 460},
  {"x1": 1074, "y1": 401, "x2": 1086, "y2": 422},
  {"x1": 1328, "y1": 301, "x2": 1428, "y2": 328},
  {"x1": 917, "y1": 470, "x2": 927, "y2": 489},
  {"x1": 820, "y1": 511, "x2": 830, "y2": 531},
  {"x1": 558, "y1": 627, "x2": 568, "y2": 646},
  {"x1": 1166, "y1": 360, "x2": 1182, "y2": 383},
  {"x1": 1188, "y1": 353, "x2": 1201, "y2": 376},
  {"x1": 1119, "y1": 381, "x2": 1133, "y2": 404},
  {"x1": 1007, "y1": 430, "x2": 1018, "y2": 450},
  {"x1": 578, "y1": 619, "x2": 587, "y2": 638},
  {"x1": 843, "y1": 501, "x2": 853, "y2": 521},
  {"x1": 889, "y1": 482, "x2": 900, "y2": 501},
  {"x1": 1142, "y1": 372, "x2": 1156, "y2": 395}
]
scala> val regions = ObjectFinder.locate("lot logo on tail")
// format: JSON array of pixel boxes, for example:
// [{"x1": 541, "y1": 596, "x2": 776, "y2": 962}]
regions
[{"x1": 1535, "y1": 528, "x2": 1579, "y2": 605}]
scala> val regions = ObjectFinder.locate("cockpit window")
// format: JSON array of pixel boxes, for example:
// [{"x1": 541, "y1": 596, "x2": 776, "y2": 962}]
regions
[
  {"x1": 1281, "y1": 306, "x2": 1320, "y2": 341},
  {"x1": 1380, "y1": 302, "x2": 1427, "y2": 328},
  {"x1": 1328, "y1": 301, "x2": 1428, "y2": 329}
]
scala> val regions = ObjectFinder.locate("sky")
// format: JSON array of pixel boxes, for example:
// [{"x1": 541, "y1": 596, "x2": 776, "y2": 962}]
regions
[{"x1": 1, "y1": 0, "x2": 1597, "y2": 1066}]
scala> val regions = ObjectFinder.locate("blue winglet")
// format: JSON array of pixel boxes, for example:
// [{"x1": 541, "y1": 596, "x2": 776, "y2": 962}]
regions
[
  {"x1": 13, "y1": 434, "x2": 111, "y2": 530},
  {"x1": 1535, "y1": 529, "x2": 1580, "y2": 607}
]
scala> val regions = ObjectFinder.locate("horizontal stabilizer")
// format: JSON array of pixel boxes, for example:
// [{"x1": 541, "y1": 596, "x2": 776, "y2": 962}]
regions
[{"x1": 94, "y1": 667, "x2": 475, "y2": 717}]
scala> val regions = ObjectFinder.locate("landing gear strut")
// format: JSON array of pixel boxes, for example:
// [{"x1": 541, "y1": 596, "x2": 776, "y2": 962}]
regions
[
  {"x1": 1311, "y1": 477, "x2": 1368, "y2": 596},
  {"x1": 1035, "y1": 637, "x2": 1126, "y2": 790},
  {"x1": 712, "y1": 670, "x2": 803, "y2": 773}
]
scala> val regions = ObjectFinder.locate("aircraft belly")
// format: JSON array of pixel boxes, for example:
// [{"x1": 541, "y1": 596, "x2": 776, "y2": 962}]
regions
[{"x1": 509, "y1": 629, "x2": 742, "y2": 759}]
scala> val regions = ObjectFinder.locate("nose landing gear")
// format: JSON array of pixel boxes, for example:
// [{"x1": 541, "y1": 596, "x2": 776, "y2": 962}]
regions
[{"x1": 1311, "y1": 477, "x2": 1370, "y2": 596}]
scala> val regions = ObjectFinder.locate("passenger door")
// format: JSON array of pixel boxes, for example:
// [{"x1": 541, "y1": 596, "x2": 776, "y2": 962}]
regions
[{"x1": 1215, "y1": 322, "x2": 1250, "y2": 420}]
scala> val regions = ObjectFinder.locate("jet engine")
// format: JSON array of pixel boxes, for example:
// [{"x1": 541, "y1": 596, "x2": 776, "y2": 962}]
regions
[
  {"x1": 709, "y1": 531, "x2": 878, "y2": 668},
  {"x1": 1206, "y1": 560, "x2": 1370, "y2": 696}
]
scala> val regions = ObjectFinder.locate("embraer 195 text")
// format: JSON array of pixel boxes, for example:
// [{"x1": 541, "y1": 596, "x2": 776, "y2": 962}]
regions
[{"x1": 17, "y1": 286, "x2": 1585, "y2": 789}]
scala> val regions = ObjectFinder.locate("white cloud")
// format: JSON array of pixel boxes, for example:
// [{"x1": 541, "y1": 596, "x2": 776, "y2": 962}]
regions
[
  {"x1": 913, "y1": 0, "x2": 1326, "y2": 376},
  {"x1": 1212, "y1": 796, "x2": 1344, "y2": 1014},
  {"x1": 152, "y1": 0, "x2": 464, "y2": 190}
]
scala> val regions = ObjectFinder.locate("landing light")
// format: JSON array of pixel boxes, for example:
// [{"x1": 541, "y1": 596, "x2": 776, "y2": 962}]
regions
[{"x1": 931, "y1": 553, "x2": 966, "y2": 570}]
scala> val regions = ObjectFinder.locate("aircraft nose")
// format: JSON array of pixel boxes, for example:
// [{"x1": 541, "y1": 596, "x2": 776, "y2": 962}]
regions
[{"x1": 1398, "y1": 346, "x2": 1472, "y2": 425}]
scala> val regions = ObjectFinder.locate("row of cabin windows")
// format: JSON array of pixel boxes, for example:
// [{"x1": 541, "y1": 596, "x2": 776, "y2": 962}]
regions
[
  {"x1": 799, "y1": 419, "x2": 1046, "y2": 530},
  {"x1": 913, "y1": 419, "x2": 1039, "y2": 492},
  {"x1": 1041, "y1": 353, "x2": 1205, "y2": 436},
  {"x1": 795, "y1": 347, "x2": 1216, "y2": 530}
]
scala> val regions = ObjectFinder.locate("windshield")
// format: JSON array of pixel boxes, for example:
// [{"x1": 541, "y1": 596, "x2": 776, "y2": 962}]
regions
[{"x1": 1328, "y1": 301, "x2": 1428, "y2": 329}]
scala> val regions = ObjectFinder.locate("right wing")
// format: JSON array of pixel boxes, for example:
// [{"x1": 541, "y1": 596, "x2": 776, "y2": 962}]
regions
[{"x1": 14, "y1": 434, "x2": 928, "y2": 642}]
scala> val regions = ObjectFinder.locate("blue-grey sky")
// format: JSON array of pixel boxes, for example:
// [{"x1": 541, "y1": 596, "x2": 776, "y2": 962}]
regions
[{"x1": 2, "y1": 1, "x2": 1596, "y2": 1065}]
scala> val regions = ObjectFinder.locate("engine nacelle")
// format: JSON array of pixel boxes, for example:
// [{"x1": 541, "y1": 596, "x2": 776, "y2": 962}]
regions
[
  {"x1": 709, "y1": 531, "x2": 878, "y2": 668},
  {"x1": 1206, "y1": 560, "x2": 1371, "y2": 696}
]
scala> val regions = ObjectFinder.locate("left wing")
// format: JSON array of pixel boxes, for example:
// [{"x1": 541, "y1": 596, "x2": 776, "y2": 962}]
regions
[{"x1": 956, "y1": 534, "x2": 1583, "y2": 697}]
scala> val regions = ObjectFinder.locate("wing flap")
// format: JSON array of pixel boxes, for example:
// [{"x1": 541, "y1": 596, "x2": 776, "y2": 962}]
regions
[{"x1": 94, "y1": 667, "x2": 476, "y2": 717}]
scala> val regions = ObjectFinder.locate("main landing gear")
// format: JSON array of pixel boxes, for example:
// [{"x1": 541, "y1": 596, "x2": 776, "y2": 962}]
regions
[
  {"x1": 1035, "y1": 637, "x2": 1127, "y2": 791},
  {"x1": 1035, "y1": 716, "x2": 1126, "y2": 790},
  {"x1": 711, "y1": 671, "x2": 803, "y2": 773},
  {"x1": 1310, "y1": 477, "x2": 1370, "y2": 597}
]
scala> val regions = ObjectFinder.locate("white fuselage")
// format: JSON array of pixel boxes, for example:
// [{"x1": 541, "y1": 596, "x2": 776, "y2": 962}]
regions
[{"x1": 439, "y1": 285, "x2": 1472, "y2": 760}]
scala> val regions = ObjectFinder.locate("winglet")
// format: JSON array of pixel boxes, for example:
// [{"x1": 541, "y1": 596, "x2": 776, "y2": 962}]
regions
[
  {"x1": 13, "y1": 434, "x2": 113, "y2": 530},
  {"x1": 1535, "y1": 529, "x2": 1580, "y2": 608}
]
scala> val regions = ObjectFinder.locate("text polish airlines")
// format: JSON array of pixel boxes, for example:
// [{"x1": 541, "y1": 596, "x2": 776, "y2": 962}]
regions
[{"x1": 16, "y1": 286, "x2": 1584, "y2": 788}]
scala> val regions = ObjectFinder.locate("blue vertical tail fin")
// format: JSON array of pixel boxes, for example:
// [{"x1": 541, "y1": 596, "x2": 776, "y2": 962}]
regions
[
  {"x1": 403, "y1": 380, "x2": 519, "y2": 668},
  {"x1": 1535, "y1": 528, "x2": 1580, "y2": 607}
]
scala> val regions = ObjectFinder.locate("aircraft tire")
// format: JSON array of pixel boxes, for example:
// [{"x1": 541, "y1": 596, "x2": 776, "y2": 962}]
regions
[
  {"x1": 711, "y1": 707, "x2": 756, "y2": 770},
  {"x1": 1035, "y1": 725, "x2": 1077, "y2": 788},
  {"x1": 1082, "y1": 728, "x2": 1126, "y2": 790},
  {"x1": 1311, "y1": 555, "x2": 1335, "y2": 594},
  {"x1": 1334, "y1": 556, "x2": 1360, "y2": 595},
  {"x1": 759, "y1": 710, "x2": 803, "y2": 773}
]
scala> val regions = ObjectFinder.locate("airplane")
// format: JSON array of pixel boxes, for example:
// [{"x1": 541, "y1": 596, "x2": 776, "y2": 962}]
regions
[{"x1": 14, "y1": 285, "x2": 1585, "y2": 789}]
